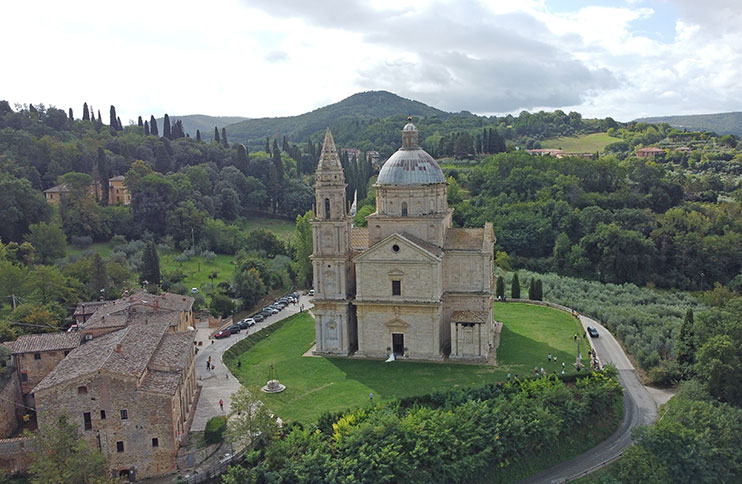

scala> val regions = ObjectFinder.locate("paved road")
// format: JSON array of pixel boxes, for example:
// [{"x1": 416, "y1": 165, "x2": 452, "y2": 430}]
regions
[
  {"x1": 190, "y1": 294, "x2": 314, "y2": 431},
  {"x1": 516, "y1": 315, "x2": 659, "y2": 484}
]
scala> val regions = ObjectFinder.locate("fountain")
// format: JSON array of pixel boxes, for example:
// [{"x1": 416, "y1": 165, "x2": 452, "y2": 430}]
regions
[{"x1": 261, "y1": 365, "x2": 286, "y2": 393}]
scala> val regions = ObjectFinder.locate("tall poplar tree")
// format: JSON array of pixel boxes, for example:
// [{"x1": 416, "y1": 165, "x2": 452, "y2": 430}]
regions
[
  {"x1": 196, "y1": 129, "x2": 201, "y2": 142},
  {"x1": 221, "y1": 127, "x2": 228, "y2": 147},
  {"x1": 214, "y1": 127, "x2": 220, "y2": 143},
  {"x1": 144, "y1": 120, "x2": 150, "y2": 136},
  {"x1": 82, "y1": 102, "x2": 90, "y2": 121},
  {"x1": 137, "y1": 116, "x2": 143, "y2": 127},
  {"x1": 109, "y1": 105, "x2": 117, "y2": 128},
  {"x1": 150, "y1": 115, "x2": 159, "y2": 136},
  {"x1": 68, "y1": 108, "x2": 74, "y2": 120}
]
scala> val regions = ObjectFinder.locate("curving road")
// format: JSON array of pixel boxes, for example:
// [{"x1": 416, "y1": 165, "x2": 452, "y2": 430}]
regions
[{"x1": 516, "y1": 315, "x2": 660, "y2": 484}]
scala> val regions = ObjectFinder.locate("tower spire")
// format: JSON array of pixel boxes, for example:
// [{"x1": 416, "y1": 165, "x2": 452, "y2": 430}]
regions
[{"x1": 318, "y1": 128, "x2": 343, "y2": 171}]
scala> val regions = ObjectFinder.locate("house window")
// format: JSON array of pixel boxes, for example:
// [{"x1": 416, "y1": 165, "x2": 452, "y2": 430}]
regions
[
  {"x1": 84, "y1": 334, "x2": 93, "y2": 341},
  {"x1": 401, "y1": 202, "x2": 408, "y2": 216},
  {"x1": 34, "y1": 353, "x2": 41, "y2": 360},
  {"x1": 83, "y1": 412, "x2": 92, "y2": 431},
  {"x1": 324, "y1": 198, "x2": 331, "y2": 219},
  {"x1": 77, "y1": 386, "x2": 87, "y2": 395},
  {"x1": 20, "y1": 372, "x2": 28, "y2": 382},
  {"x1": 116, "y1": 441, "x2": 124, "y2": 453},
  {"x1": 392, "y1": 280, "x2": 401, "y2": 296},
  {"x1": 120, "y1": 409, "x2": 128, "y2": 420},
  {"x1": 152, "y1": 437, "x2": 159, "y2": 448},
  {"x1": 100, "y1": 410, "x2": 106, "y2": 420}
]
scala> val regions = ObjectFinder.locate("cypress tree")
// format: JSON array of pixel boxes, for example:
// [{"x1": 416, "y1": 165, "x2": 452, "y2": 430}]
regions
[
  {"x1": 97, "y1": 110, "x2": 103, "y2": 128},
  {"x1": 528, "y1": 277, "x2": 536, "y2": 300},
  {"x1": 141, "y1": 239, "x2": 161, "y2": 289},
  {"x1": 496, "y1": 276, "x2": 505, "y2": 299},
  {"x1": 109, "y1": 105, "x2": 117, "y2": 128},
  {"x1": 172, "y1": 120, "x2": 184, "y2": 139},
  {"x1": 214, "y1": 126, "x2": 220, "y2": 143},
  {"x1": 144, "y1": 120, "x2": 150, "y2": 136},
  {"x1": 221, "y1": 127, "x2": 228, "y2": 147},
  {"x1": 163, "y1": 114, "x2": 172, "y2": 139},
  {"x1": 91, "y1": 253, "x2": 107, "y2": 296},
  {"x1": 265, "y1": 137, "x2": 271, "y2": 154},
  {"x1": 90, "y1": 108, "x2": 95, "y2": 122},
  {"x1": 138, "y1": 116, "x2": 143, "y2": 127},
  {"x1": 535, "y1": 279, "x2": 543, "y2": 301},
  {"x1": 511, "y1": 273, "x2": 520, "y2": 299},
  {"x1": 117, "y1": 116, "x2": 123, "y2": 130},
  {"x1": 68, "y1": 108, "x2": 74, "y2": 120},
  {"x1": 196, "y1": 129, "x2": 201, "y2": 142},
  {"x1": 676, "y1": 308, "x2": 696, "y2": 367},
  {"x1": 97, "y1": 147, "x2": 109, "y2": 206},
  {"x1": 150, "y1": 115, "x2": 159, "y2": 136},
  {"x1": 235, "y1": 144, "x2": 249, "y2": 174},
  {"x1": 82, "y1": 102, "x2": 90, "y2": 121},
  {"x1": 282, "y1": 135, "x2": 289, "y2": 153},
  {"x1": 272, "y1": 139, "x2": 284, "y2": 182}
]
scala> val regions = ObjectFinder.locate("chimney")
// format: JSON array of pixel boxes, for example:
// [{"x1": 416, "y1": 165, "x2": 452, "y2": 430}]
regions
[{"x1": 115, "y1": 344, "x2": 122, "y2": 353}]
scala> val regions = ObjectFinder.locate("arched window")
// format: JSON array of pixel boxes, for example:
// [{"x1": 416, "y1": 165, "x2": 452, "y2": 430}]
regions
[
  {"x1": 401, "y1": 202, "x2": 408, "y2": 216},
  {"x1": 324, "y1": 198, "x2": 331, "y2": 219}
]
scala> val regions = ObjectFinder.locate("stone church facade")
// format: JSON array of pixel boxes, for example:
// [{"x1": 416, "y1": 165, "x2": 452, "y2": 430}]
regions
[{"x1": 312, "y1": 121, "x2": 495, "y2": 361}]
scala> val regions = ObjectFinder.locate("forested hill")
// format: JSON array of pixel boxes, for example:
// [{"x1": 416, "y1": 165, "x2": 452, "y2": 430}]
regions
[
  {"x1": 155, "y1": 114, "x2": 249, "y2": 138},
  {"x1": 637, "y1": 111, "x2": 742, "y2": 137},
  {"x1": 225, "y1": 91, "x2": 449, "y2": 145}
]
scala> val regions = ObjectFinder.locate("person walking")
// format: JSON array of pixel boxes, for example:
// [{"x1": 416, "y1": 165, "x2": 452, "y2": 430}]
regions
[{"x1": 219, "y1": 399, "x2": 224, "y2": 411}]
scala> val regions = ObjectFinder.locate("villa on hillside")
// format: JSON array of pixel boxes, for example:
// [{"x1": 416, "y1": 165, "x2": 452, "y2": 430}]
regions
[{"x1": 44, "y1": 176, "x2": 131, "y2": 206}]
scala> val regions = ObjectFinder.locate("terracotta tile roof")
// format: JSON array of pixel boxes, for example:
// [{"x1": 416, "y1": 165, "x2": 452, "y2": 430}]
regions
[
  {"x1": 82, "y1": 292, "x2": 193, "y2": 330},
  {"x1": 149, "y1": 332, "x2": 194, "y2": 371},
  {"x1": 139, "y1": 369, "x2": 181, "y2": 395},
  {"x1": 636, "y1": 147, "x2": 665, "y2": 153},
  {"x1": 43, "y1": 184, "x2": 70, "y2": 194},
  {"x1": 444, "y1": 228, "x2": 485, "y2": 251},
  {"x1": 451, "y1": 310, "x2": 488, "y2": 323},
  {"x1": 73, "y1": 301, "x2": 107, "y2": 316},
  {"x1": 33, "y1": 318, "x2": 172, "y2": 392},
  {"x1": 109, "y1": 175, "x2": 125, "y2": 181},
  {"x1": 351, "y1": 227, "x2": 369, "y2": 250},
  {"x1": 400, "y1": 233, "x2": 443, "y2": 256},
  {"x1": 10, "y1": 332, "x2": 80, "y2": 355}
]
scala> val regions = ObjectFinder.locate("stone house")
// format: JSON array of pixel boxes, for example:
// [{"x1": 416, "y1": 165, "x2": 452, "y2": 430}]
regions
[
  {"x1": 636, "y1": 146, "x2": 665, "y2": 159},
  {"x1": 312, "y1": 122, "x2": 495, "y2": 361},
  {"x1": 8, "y1": 332, "x2": 81, "y2": 410},
  {"x1": 33, "y1": 318, "x2": 197, "y2": 480},
  {"x1": 43, "y1": 177, "x2": 131, "y2": 206},
  {"x1": 78, "y1": 292, "x2": 195, "y2": 341}
]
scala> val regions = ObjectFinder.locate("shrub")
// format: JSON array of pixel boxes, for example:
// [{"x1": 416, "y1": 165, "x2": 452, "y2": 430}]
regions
[
  {"x1": 204, "y1": 415, "x2": 227, "y2": 444},
  {"x1": 70, "y1": 235, "x2": 93, "y2": 248}
]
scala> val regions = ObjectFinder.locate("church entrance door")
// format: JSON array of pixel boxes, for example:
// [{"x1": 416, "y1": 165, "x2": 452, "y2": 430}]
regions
[{"x1": 392, "y1": 333, "x2": 404, "y2": 356}]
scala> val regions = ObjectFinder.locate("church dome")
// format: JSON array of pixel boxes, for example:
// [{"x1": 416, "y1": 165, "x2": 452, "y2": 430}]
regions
[{"x1": 377, "y1": 120, "x2": 445, "y2": 186}]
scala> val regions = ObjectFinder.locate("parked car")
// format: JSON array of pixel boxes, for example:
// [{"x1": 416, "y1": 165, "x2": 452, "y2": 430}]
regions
[
  {"x1": 243, "y1": 318, "x2": 256, "y2": 328},
  {"x1": 308, "y1": 289, "x2": 315, "y2": 296},
  {"x1": 587, "y1": 326, "x2": 599, "y2": 338},
  {"x1": 237, "y1": 319, "x2": 250, "y2": 329},
  {"x1": 265, "y1": 307, "x2": 279, "y2": 315},
  {"x1": 252, "y1": 314, "x2": 265, "y2": 322},
  {"x1": 214, "y1": 329, "x2": 230, "y2": 339},
  {"x1": 227, "y1": 325, "x2": 241, "y2": 334}
]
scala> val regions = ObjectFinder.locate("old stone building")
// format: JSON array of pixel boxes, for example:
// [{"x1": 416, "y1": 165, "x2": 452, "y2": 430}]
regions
[
  {"x1": 33, "y1": 317, "x2": 197, "y2": 480},
  {"x1": 312, "y1": 122, "x2": 495, "y2": 361}
]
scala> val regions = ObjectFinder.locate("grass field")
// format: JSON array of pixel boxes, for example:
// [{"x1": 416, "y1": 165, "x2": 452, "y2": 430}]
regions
[
  {"x1": 159, "y1": 252, "x2": 236, "y2": 294},
  {"x1": 540, "y1": 132, "x2": 617, "y2": 153},
  {"x1": 228, "y1": 302, "x2": 587, "y2": 423},
  {"x1": 241, "y1": 216, "x2": 296, "y2": 241}
]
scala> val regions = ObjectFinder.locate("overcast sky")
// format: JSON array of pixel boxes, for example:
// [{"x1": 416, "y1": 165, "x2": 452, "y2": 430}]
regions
[{"x1": 3, "y1": 0, "x2": 741, "y2": 123}]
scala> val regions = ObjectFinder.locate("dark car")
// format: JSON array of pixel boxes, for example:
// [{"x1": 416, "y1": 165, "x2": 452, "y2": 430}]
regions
[
  {"x1": 252, "y1": 314, "x2": 265, "y2": 322},
  {"x1": 227, "y1": 325, "x2": 241, "y2": 334},
  {"x1": 214, "y1": 329, "x2": 230, "y2": 339},
  {"x1": 237, "y1": 319, "x2": 250, "y2": 329},
  {"x1": 587, "y1": 326, "x2": 599, "y2": 338}
]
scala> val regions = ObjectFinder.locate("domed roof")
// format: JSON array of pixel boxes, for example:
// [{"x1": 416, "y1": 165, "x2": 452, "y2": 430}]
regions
[
  {"x1": 377, "y1": 120, "x2": 445, "y2": 186},
  {"x1": 377, "y1": 149, "x2": 445, "y2": 185}
]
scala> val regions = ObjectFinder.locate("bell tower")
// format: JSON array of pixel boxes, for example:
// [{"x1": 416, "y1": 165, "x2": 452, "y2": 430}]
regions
[{"x1": 311, "y1": 128, "x2": 357, "y2": 356}]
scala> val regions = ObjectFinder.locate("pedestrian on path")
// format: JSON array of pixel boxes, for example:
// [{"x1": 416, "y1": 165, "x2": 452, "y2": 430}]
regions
[
  {"x1": 237, "y1": 360, "x2": 242, "y2": 369},
  {"x1": 219, "y1": 399, "x2": 224, "y2": 411}
]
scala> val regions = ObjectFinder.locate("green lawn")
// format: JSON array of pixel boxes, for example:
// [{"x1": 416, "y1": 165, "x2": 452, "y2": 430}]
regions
[
  {"x1": 228, "y1": 303, "x2": 587, "y2": 423},
  {"x1": 540, "y1": 132, "x2": 617, "y2": 153},
  {"x1": 159, "y1": 252, "x2": 236, "y2": 295},
  {"x1": 241, "y1": 216, "x2": 296, "y2": 241}
]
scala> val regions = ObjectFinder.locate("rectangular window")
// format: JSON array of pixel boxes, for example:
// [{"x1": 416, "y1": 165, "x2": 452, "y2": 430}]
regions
[
  {"x1": 83, "y1": 412, "x2": 92, "y2": 431},
  {"x1": 34, "y1": 353, "x2": 41, "y2": 360},
  {"x1": 392, "y1": 280, "x2": 401, "y2": 296},
  {"x1": 116, "y1": 441, "x2": 124, "y2": 453},
  {"x1": 152, "y1": 437, "x2": 159, "y2": 448},
  {"x1": 77, "y1": 386, "x2": 87, "y2": 395},
  {"x1": 100, "y1": 410, "x2": 106, "y2": 420},
  {"x1": 20, "y1": 373, "x2": 28, "y2": 382},
  {"x1": 120, "y1": 409, "x2": 128, "y2": 420}
]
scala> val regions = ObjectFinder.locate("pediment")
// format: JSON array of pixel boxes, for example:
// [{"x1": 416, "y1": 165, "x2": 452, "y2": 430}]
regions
[
  {"x1": 353, "y1": 233, "x2": 441, "y2": 263},
  {"x1": 385, "y1": 318, "x2": 409, "y2": 329}
]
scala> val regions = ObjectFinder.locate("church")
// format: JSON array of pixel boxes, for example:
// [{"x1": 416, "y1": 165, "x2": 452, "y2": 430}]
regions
[{"x1": 311, "y1": 120, "x2": 495, "y2": 361}]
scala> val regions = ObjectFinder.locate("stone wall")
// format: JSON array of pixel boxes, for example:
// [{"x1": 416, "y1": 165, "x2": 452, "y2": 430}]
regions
[
  {"x1": 0, "y1": 437, "x2": 33, "y2": 474},
  {"x1": 356, "y1": 303, "x2": 442, "y2": 360},
  {"x1": 35, "y1": 373, "x2": 178, "y2": 480},
  {"x1": 13, "y1": 349, "x2": 69, "y2": 397},
  {"x1": 0, "y1": 371, "x2": 21, "y2": 438}
]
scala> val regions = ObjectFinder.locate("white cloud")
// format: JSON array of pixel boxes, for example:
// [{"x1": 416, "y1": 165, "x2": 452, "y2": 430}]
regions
[{"x1": 1, "y1": 0, "x2": 741, "y2": 123}]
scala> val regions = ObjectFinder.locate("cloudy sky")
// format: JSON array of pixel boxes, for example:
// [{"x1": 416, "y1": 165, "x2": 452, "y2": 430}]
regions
[{"x1": 2, "y1": 0, "x2": 741, "y2": 123}]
